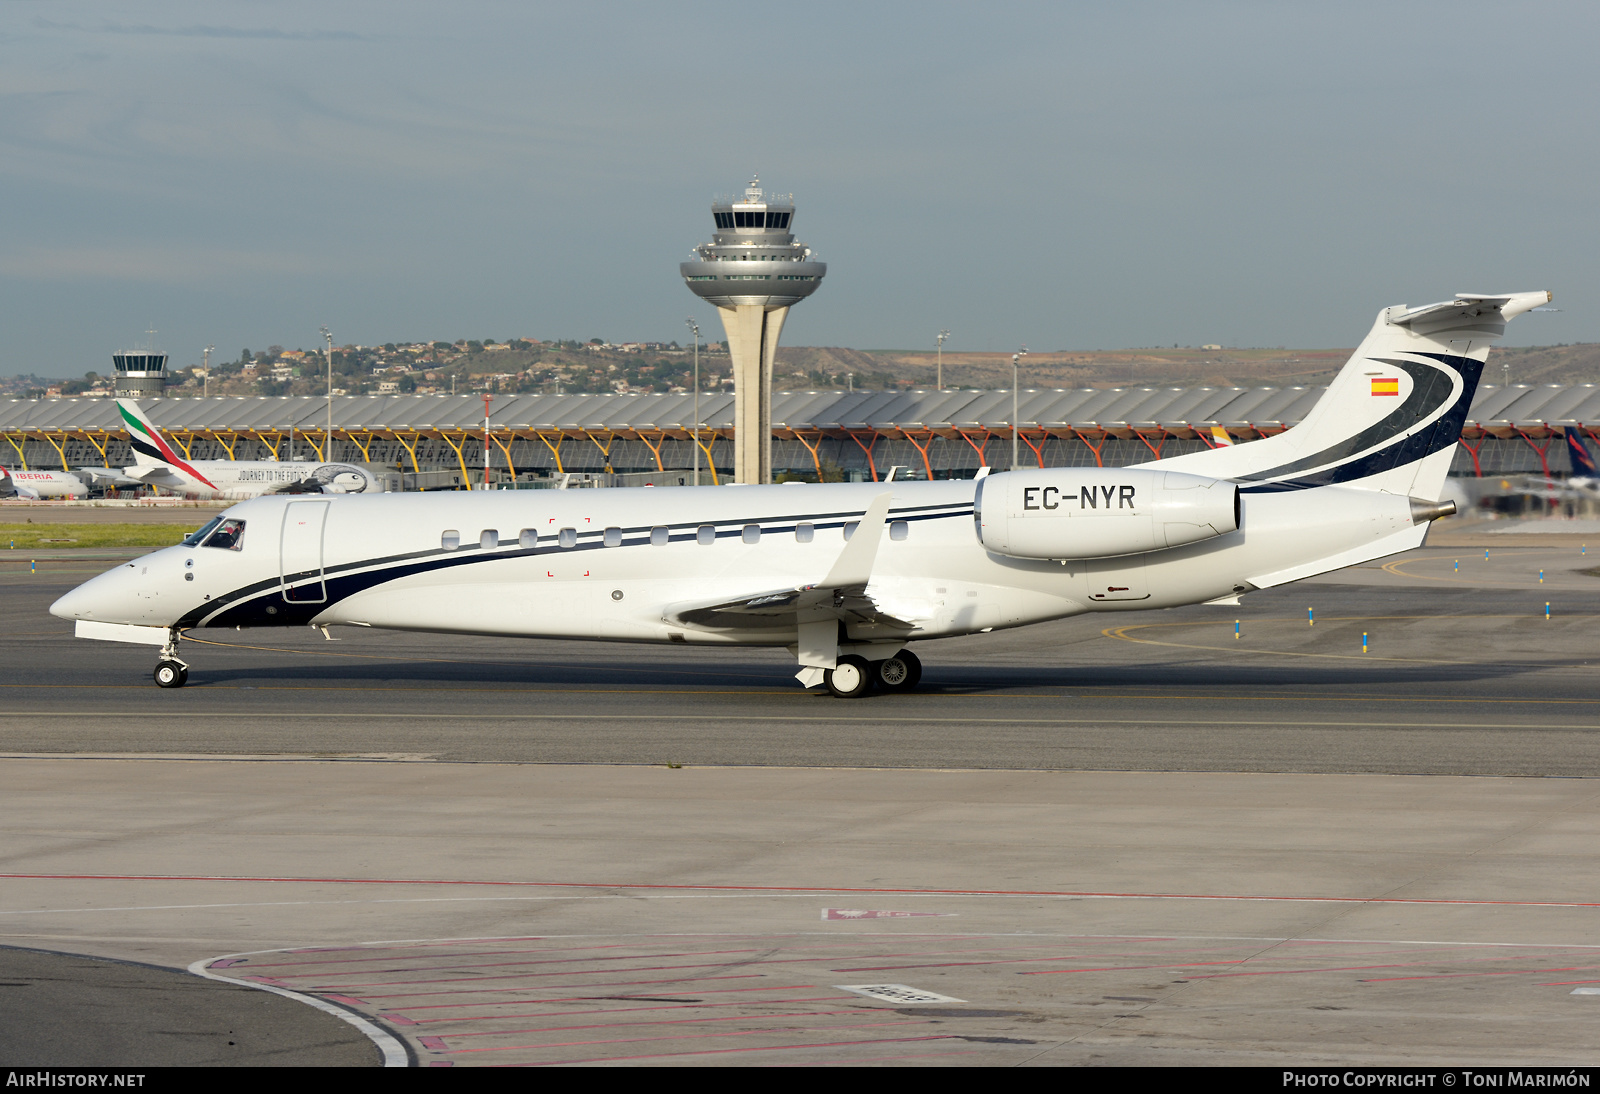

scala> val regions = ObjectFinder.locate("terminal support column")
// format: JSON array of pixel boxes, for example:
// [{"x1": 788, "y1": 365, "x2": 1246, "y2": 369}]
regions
[{"x1": 717, "y1": 303, "x2": 789, "y2": 484}]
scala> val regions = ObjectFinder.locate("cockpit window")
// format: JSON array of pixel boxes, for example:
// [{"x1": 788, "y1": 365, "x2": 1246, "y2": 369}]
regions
[
  {"x1": 204, "y1": 518, "x2": 246, "y2": 550},
  {"x1": 183, "y1": 518, "x2": 223, "y2": 547}
]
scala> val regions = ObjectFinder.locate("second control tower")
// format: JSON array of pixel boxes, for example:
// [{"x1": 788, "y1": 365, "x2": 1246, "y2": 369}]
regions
[{"x1": 681, "y1": 178, "x2": 825, "y2": 483}]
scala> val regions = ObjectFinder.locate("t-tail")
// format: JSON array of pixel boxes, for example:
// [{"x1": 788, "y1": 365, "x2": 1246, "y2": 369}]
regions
[
  {"x1": 1150, "y1": 291, "x2": 1551, "y2": 502},
  {"x1": 116, "y1": 399, "x2": 218, "y2": 490}
]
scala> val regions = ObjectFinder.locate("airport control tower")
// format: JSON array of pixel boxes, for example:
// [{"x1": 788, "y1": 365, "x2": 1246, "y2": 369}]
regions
[
  {"x1": 681, "y1": 178, "x2": 825, "y2": 483},
  {"x1": 111, "y1": 347, "x2": 168, "y2": 399}
]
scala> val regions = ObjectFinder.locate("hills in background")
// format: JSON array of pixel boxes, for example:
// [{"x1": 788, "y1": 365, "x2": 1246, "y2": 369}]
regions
[
  {"x1": 7, "y1": 342, "x2": 1600, "y2": 400},
  {"x1": 775, "y1": 343, "x2": 1600, "y2": 391}
]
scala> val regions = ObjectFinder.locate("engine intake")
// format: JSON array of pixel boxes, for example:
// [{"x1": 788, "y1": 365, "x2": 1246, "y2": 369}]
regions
[{"x1": 975, "y1": 468, "x2": 1239, "y2": 560}]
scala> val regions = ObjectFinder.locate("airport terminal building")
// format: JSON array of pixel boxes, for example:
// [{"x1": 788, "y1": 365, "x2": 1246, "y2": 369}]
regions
[{"x1": 2, "y1": 383, "x2": 1597, "y2": 485}]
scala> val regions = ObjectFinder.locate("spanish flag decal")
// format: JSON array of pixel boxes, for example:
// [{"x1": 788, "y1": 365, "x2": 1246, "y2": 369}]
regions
[{"x1": 1371, "y1": 376, "x2": 1400, "y2": 397}]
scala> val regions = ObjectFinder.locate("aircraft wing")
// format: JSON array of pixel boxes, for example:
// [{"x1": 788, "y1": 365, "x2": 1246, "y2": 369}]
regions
[
  {"x1": 77, "y1": 467, "x2": 144, "y2": 487},
  {"x1": 663, "y1": 492, "x2": 913, "y2": 632},
  {"x1": 668, "y1": 582, "x2": 916, "y2": 631},
  {"x1": 123, "y1": 466, "x2": 190, "y2": 488}
]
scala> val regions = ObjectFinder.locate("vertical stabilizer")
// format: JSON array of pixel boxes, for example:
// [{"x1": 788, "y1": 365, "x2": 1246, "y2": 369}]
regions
[
  {"x1": 116, "y1": 399, "x2": 217, "y2": 489},
  {"x1": 1151, "y1": 292, "x2": 1550, "y2": 501}
]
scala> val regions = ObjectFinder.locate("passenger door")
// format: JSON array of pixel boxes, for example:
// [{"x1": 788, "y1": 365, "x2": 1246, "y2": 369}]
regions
[{"x1": 280, "y1": 501, "x2": 329, "y2": 604}]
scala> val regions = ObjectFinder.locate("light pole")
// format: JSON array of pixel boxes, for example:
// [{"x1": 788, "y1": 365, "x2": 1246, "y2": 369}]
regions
[
  {"x1": 686, "y1": 317, "x2": 701, "y2": 486},
  {"x1": 1012, "y1": 346, "x2": 1028, "y2": 470},
  {"x1": 201, "y1": 344, "x2": 213, "y2": 398},
  {"x1": 321, "y1": 326, "x2": 334, "y2": 463},
  {"x1": 937, "y1": 329, "x2": 950, "y2": 390},
  {"x1": 482, "y1": 393, "x2": 493, "y2": 489}
]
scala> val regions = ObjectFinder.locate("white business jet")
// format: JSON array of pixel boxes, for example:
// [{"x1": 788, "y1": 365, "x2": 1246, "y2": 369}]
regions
[
  {"x1": 52, "y1": 291, "x2": 1545, "y2": 692},
  {"x1": 81, "y1": 399, "x2": 382, "y2": 500}
]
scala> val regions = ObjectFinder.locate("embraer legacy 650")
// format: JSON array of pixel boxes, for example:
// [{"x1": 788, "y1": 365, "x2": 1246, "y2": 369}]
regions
[{"x1": 52, "y1": 292, "x2": 1545, "y2": 693}]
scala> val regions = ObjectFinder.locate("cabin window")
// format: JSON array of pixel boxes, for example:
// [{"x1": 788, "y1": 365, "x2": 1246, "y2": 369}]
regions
[
  {"x1": 603, "y1": 526, "x2": 622, "y2": 547},
  {"x1": 559, "y1": 527, "x2": 577, "y2": 549},
  {"x1": 843, "y1": 521, "x2": 859, "y2": 541},
  {"x1": 480, "y1": 529, "x2": 498, "y2": 550},
  {"x1": 890, "y1": 521, "x2": 909, "y2": 541},
  {"x1": 696, "y1": 525, "x2": 715, "y2": 545},
  {"x1": 650, "y1": 526, "x2": 669, "y2": 546},
  {"x1": 742, "y1": 524, "x2": 761, "y2": 544},
  {"x1": 519, "y1": 529, "x2": 538, "y2": 549},
  {"x1": 441, "y1": 529, "x2": 460, "y2": 551},
  {"x1": 204, "y1": 518, "x2": 246, "y2": 551},
  {"x1": 795, "y1": 522, "x2": 814, "y2": 543}
]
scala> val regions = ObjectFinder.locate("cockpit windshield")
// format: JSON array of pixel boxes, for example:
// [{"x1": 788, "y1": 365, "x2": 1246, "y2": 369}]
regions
[{"x1": 182, "y1": 518, "x2": 223, "y2": 547}]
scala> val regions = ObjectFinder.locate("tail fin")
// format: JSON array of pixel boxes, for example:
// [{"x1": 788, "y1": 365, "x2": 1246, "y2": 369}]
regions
[
  {"x1": 1567, "y1": 428, "x2": 1598, "y2": 478},
  {"x1": 1151, "y1": 291, "x2": 1550, "y2": 500},
  {"x1": 117, "y1": 399, "x2": 180, "y2": 468},
  {"x1": 115, "y1": 399, "x2": 216, "y2": 489}
]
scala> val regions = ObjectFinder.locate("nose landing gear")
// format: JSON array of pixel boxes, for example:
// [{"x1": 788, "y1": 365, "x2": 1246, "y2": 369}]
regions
[
  {"x1": 154, "y1": 628, "x2": 189, "y2": 689},
  {"x1": 154, "y1": 660, "x2": 188, "y2": 688}
]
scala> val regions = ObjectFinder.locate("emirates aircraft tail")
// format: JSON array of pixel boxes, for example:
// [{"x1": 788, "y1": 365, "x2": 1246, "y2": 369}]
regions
[
  {"x1": 116, "y1": 399, "x2": 217, "y2": 491},
  {"x1": 1150, "y1": 292, "x2": 1551, "y2": 502}
]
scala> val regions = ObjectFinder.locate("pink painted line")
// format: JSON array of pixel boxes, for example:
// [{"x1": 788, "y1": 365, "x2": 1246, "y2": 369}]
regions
[
  {"x1": 1024, "y1": 959, "x2": 1249, "y2": 975},
  {"x1": 296, "y1": 956, "x2": 805, "y2": 990},
  {"x1": 245, "y1": 942, "x2": 633, "y2": 970},
  {"x1": 511, "y1": 1034, "x2": 957, "y2": 1066},
  {"x1": 356, "y1": 973, "x2": 767, "y2": 999},
  {"x1": 264, "y1": 947, "x2": 766, "y2": 984},
  {"x1": 417, "y1": 1036, "x2": 448, "y2": 1051},
  {"x1": 828, "y1": 944, "x2": 1295, "y2": 973},
  {"x1": 395, "y1": 982, "x2": 828, "y2": 1012},
  {"x1": 7, "y1": 871, "x2": 1595, "y2": 909},
  {"x1": 780, "y1": 1049, "x2": 982, "y2": 1066},
  {"x1": 410, "y1": 995, "x2": 847, "y2": 1024},
  {"x1": 301, "y1": 946, "x2": 1021, "y2": 989},
  {"x1": 437, "y1": 1008, "x2": 868, "y2": 1040},
  {"x1": 321, "y1": 994, "x2": 369, "y2": 1007},
  {"x1": 445, "y1": 1017, "x2": 923, "y2": 1054},
  {"x1": 1358, "y1": 967, "x2": 1592, "y2": 983}
]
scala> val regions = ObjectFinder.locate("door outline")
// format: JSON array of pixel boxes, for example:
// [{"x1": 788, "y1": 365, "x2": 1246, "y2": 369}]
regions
[{"x1": 280, "y1": 500, "x2": 329, "y2": 604}]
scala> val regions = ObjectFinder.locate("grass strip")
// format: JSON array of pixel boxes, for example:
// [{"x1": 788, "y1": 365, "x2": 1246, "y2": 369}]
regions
[{"x1": 0, "y1": 523, "x2": 202, "y2": 549}]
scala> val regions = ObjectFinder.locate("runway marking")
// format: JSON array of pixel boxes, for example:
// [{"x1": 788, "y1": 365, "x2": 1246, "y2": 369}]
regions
[
  {"x1": 8, "y1": 686, "x2": 1600, "y2": 709},
  {"x1": 7, "y1": 871, "x2": 1600, "y2": 909},
  {"x1": 4, "y1": 711, "x2": 1600, "y2": 729},
  {"x1": 1101, "y1": 613, "x2": 1585, "y2": 665},
  {"x1": 1379, "y1": 555, "x2": 1597, "y2": 587}
]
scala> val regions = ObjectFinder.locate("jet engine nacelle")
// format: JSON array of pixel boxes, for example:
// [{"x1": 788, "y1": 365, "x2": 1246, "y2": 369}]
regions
[{"x1": 975, "y1": 468, "x2": 1239, "y2": 559}]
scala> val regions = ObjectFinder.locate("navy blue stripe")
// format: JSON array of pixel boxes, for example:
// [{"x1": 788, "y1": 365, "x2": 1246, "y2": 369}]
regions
[
  {"x1": 180, "y1": 502, "x2": 976, "y2": 630},
  {"x1": 1239, "y1": 353, "x2": 1481, "y2": 493}
]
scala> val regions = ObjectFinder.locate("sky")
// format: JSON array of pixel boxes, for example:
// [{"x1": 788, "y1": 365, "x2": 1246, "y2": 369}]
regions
[{"x1": 1, "y1": 0, "x2": 1597, "y2": 376}]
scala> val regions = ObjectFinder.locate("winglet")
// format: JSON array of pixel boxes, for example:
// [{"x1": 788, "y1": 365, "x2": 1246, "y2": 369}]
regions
[{"x1": 820, "y1": 492, "x2": 893, "y2": 589}]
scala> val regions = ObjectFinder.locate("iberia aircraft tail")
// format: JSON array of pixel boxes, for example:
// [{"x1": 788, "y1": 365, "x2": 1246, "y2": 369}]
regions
[
  {"x1": 116, "y1": 399, "x2": 218, "y2": 491},
  {"x1": 1150, "y1": 292, "x2": 1551, "y2": 502}
]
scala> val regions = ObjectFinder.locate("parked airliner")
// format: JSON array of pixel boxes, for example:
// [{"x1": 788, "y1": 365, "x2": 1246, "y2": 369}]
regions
[
  {"x1": 80, "y1": 399, "x2": 383, "y2": 499},
  {"x1": 52, "y1": 291, "x2": 1545, "y2": 693},
  {"x1": 1, "y1": 467, "x2": 89, "y2": 500}
]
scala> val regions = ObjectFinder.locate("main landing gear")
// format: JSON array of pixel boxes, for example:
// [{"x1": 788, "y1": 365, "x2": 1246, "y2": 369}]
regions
[
  {"x1": 153, "y1": 628, "x2": 189, "y2": 689},
  {"x1": 824, "y1": 650, "x2": 922, "y2": 698}
]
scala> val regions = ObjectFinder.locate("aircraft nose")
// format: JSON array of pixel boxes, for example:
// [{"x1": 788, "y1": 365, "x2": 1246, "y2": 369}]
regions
[{"x1": 50, "y1": 562, "x2": 145, "y2": 623}]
